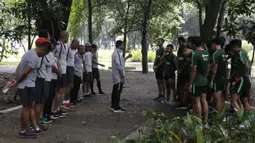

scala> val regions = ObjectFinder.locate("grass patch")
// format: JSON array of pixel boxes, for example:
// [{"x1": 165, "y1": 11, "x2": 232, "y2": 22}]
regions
[{"x1": 0, "y1": 61, "x2": 19, "y2": 66}]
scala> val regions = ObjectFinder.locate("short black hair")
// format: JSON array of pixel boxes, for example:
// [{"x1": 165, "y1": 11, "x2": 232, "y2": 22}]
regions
[
  {"x1": 224, "y1": 44, "x2": 231, "y2": 53},
  {"x1": 116, "y1": 40, "x2": 123, "y2": 47},
  {"x1": 187, "y1": 36, "x2": 194, "y2": 42},
  {"x1": 158, "y1": 38, "x2": 165, "y2": 43},
  {"x1": 211, "y1": 38, "x2": 222, "y2": 45},
  {"x1": 178, "y1": 37, "x2": 185, "y2": 42},
  {"x1": 229, "y1": 39, "x2": 242, "y2": 48},
  {"x1": 38, "y1": 30, "x2": 49, "y2": 38},
  {"x1": 167, "y1": 44, "x2": 174, "y2": 49},
  {"x1": 50, "y1": 38, "x2": 58, "y2": 46},
  {"x1": 190, "y1": 36, "x2": 202, "y2": 47},
  {"x1": 91, "y1": 44, "x2": 97, "y2": 49}
]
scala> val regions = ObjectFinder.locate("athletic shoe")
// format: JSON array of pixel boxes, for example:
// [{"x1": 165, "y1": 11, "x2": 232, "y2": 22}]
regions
[
  {"x1": 99, "y1": 91, "x2": 106, "y2": 95},
  {"x1": 61, "y1": 103, "x2": 71, "y2": 110},
  {"x1": 83, "y1": 93, "x2": 92, "y2": 98},
  {"x1": 71, "y1": 101, "x2": 79, "y2": 107},
  {"x1": 50, "y1": 113, "x2": 59, "y2": 120},
  {"x1": 17, "y1": 131, "x2": 37, "y2": 138},
  {"x1": 42, "y1": 115, "x2": 53, "y2": 124},
  {"x1": 153, "y1": 96, "x2": 160, "y2": 101},
  {"x1": 56, "y1": 111, "x2": 67, "y2": 118},
  {"x1": 58, "y1": 109, "x2": 68, "y2": 115},
  {"x1": 110, "y1": 107, "x2": 115, "y2": 111},
  {"x1": 113, "y1": 107, "x2": 126, "y2": 113},
  {"x1": 34, "y1": 128, "x2": 44, "y2": 135},
  {"x1": 157, "y1": 97, "x2": 165, "y2": 103},
  {"x1": 38, "y1": 123, "x2": 48, "y2": 131},
  {"x1": 91, "y1": 91, "x2": 96, "y2": 96}
]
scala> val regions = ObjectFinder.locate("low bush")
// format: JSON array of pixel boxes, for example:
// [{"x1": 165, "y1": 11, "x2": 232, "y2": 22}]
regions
[{"x1": 112, "y1": 108, "x2": 255, "y2": 143}]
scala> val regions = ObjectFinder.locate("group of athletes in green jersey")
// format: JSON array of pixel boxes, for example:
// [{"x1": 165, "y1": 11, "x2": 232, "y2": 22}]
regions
[{"x1": 153, "y1": 36, "x2": 251, "y2": 123}]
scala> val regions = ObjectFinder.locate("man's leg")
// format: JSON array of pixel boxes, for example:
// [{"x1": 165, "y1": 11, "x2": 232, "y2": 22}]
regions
[
  {"x1": 213, "y1": 91, "x2": 224, "y2": 118},
  {"x1": 18, "y1": 88, "x2": 36, "y2": 137},
  {"x1": 241, "y1": 96, "x2": 249, "y2": 112},
  {"x1": 34, "y1": 78, "x2": 44, "y2": 123},
  {"x1": 63, "y1": 67, "x2": 74, "y2": 107},
  {"x1": 169, "y1": 78, "x2": 177, "y2": 102},
  {"x1": 116, "y1": 83, "x2": 124, "y2": 110},
  {"x1": 90, "y1": 68, "x2": 96, "y2": 95},
  {"x1": 153, "y1": 71, "x2": 162, "y2": 100},
  {"x1": 95, "y1": 68, "x2": 105, "y2": 94},
  {"x1": 231, "y1": 94, "x2": 241, "y2": 116},
  {"x1": 111, "y1": 84, "x2": 118, "y2": 109},
  {"x1": 193, "y1": 96, "x2": 202, "y2": 118},
  {"x1": 201, "y1": 93, "x2": 209, "y2": 121},
  {"x1": 165, "y1": 78, "x2": 170, "y2": 101}
]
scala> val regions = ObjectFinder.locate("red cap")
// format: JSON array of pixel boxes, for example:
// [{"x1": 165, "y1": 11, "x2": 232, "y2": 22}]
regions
[{"x1": 35, "y1": 38, "x2": 50, "y2": 46}]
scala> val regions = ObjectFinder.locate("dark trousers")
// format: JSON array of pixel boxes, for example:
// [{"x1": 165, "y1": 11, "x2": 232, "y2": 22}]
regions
[
  {"x1": 43, "y1": 80, "x2": 57, "y2": 115},
  {"x1": 111, "y1": 83, "x2": 123, "y2": 109},
  {"x1": 90, "y1": 68, "x2": 102, "y2": 92},
  {"x1": 70, "y1": 75, "x2": 82, "y2": 103}
]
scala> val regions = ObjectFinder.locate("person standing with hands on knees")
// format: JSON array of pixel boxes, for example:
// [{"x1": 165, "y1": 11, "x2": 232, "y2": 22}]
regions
[
  {"x1": 12, "y1": 38, "x2": 51, "y2": 138},
  {"x1": 110, "y1": 40, "x2": 132, "y2": 113}
]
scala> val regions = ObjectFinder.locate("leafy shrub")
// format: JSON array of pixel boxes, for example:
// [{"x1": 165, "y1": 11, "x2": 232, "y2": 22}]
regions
[{"x1": 113, "y1": 108, "x2": 255, "y2": 143}]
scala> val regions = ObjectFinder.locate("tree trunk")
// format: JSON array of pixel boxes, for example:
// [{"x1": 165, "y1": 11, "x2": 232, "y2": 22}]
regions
[
  {"x1": 88, "y1": 0, "x2": 93, "y2": 44},
  {"x1": 123, "y1": 31, "x2": 127, "y2": 58},
  {"x1": 250, "y1": 44, "x2": 255, "y2": 75},
  {"x1": 141, "y1": 0, "x2": 152, "y2": 74},
  {"x1": 200, "y1": 0, "x2": 223, "y2": 44},
  {"x1": 196, "y1": 0, "x2": 203, "y2": 32},
  {"x1": 28, "y1": 0, "x2": 31, "y2": 50},
  {"x1": 216, "y1": 0, "x2": 227, "y2": 38}
]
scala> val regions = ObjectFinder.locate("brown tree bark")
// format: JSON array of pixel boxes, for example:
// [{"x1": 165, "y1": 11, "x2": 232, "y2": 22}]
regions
[
  {"x1": 87, "y1": 0, "x2": 93, "y2": 44},
  {"x1": 200, "y1": 0, "x2": 223, "y2": 44},
  {"x1": 216, "y1": 0, "x2": 227, "y2": 38},
  {"x1": 141, "y1": 0, "x2": 152, "y2": 74}
]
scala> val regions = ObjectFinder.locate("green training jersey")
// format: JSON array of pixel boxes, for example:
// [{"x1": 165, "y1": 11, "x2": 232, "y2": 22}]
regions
[
  {"x1": 154, "y1": 47, "x2": 165, "y2": 70},
  {"x1": 231, "y1": 50, "x2": 249, "y2": 78},
  {"x1": 164, "y1": 53, "x2": 177, "y2": 76},
  {"x1": 212, "y1": 49, "x2": 227, "y2": 79},
  {"x1": 191, "y1": 50, "x2": 209, "y2": 86}
]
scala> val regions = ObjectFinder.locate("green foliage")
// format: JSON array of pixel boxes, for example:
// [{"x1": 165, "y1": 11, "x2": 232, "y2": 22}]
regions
[
  {"x1": 115, "y1": 109, "x2": 255, "y2": 143},
  {"x1": 129, "y1": 49, "x2": 155, "y2": 62}
]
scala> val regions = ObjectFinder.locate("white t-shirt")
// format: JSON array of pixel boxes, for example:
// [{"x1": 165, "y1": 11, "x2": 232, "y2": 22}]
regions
[
  {"x1": 84, "y1": 52, "x2": 93, "y2": 72},
  {"x1": 49, "y1": 52, "x2": 58, "y2": 80},
  {"x1": 53, "y1": 42, "x2": 68, "y2": 74},
  {"x1": 67, "y1": 47, "x2": 76, "y2": 67}
]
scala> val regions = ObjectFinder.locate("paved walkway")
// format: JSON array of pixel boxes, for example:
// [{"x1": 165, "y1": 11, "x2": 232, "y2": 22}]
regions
[{"x1": 0, "y1": 71, "x2": 184, "y2": 143}]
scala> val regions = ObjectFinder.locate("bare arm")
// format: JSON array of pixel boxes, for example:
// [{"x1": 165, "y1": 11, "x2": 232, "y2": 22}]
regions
[
  {"x1": 189, "y1": 66, "x2": 197, "y2": 86},
  {"x1": 210, "y1": 64, "x2": 218, "y2": 83},
  {"x1": 16, "y1": 65, "x2": 32, "y2": 85}
]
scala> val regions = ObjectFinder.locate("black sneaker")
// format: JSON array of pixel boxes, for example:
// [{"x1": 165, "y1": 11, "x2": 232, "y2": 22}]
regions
[
  {"x1": 38, "y1": 124, "x2": 48, "y2": 131},
  {"x1": 56, "y1": 111, "x2": 66, "y2": 118},
  {"x1": 58, "y1": 109, "x2": 68, "y2": 115},
  {"x1": 83, "y1": 93, "x2": 92, "y2": 98},
  {"x1": 17, "y1": 131, "x2": 37, "y2": 138},
  {"x1": 91, "y1": 91, "x2": 96, "y2": 96},
  {"x1": 49, "y1": 113, "x2": 59, "y2": 120},
  {"x1": 34, "y1": 128, "x2": 44, "y2": 135},
  {"x1": 99, "y1": 91, "x2": 106, "y2": 95},
  {"x1": 113, "y1": 107, "x2": 126, "y2": 113},
  {"x1": 153, "y1": 95, "x2": 160, "y2": 101}
]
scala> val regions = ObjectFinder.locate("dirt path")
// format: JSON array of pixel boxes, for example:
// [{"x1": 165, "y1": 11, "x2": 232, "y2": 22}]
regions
[{"x1": 0, "y1": 71, "x2": 184, "y2": 143}]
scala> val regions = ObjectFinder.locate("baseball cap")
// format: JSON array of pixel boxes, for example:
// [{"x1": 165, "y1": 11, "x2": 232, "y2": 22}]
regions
[{"x1": 35, "y1": 38, "x2": 50, "y2": 46}]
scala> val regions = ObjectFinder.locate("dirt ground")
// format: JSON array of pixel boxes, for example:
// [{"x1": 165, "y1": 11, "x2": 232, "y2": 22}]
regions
[{"x1": 0, "y1": 70, "x2": 185, "y2": 143}]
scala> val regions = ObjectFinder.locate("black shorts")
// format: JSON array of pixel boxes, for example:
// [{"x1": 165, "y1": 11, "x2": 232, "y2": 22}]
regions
[
  {"x1": 155, "y1": 70, "x2": 164, "y2": 80},
  {"x1": 92, "y1": 68, "x2": 100, "y2": 79},
  {"x1": 83, "y1": 72, "x2": 93, "y2": 83},
  {"x1": 178, "y1": 74, "x2": 189, "y2": 84},
  {"x1": 192, "y1": 85, "x2": 207, "y2": 97},
  {"x1": 164, "y1": 73, "x2": 175, "y2": 80},
  {"x1": 19, "y1": 87, "x2": 36, "y2": 106},
  {"x1": 35, "y1": 78, "x2": 50, "y2": 104},
  {"x1": 230, "y1": 76, "x2": 251, "y2": 97},
  {"x1": 57, "y1": 74, "x2": 68, "y2": 88},
  {"x1": 66, "y1": 66, "x2": 74, "y2": 84},
  {"x1": 213, "y1": 77, "x2": 225, "y2": 93}
]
